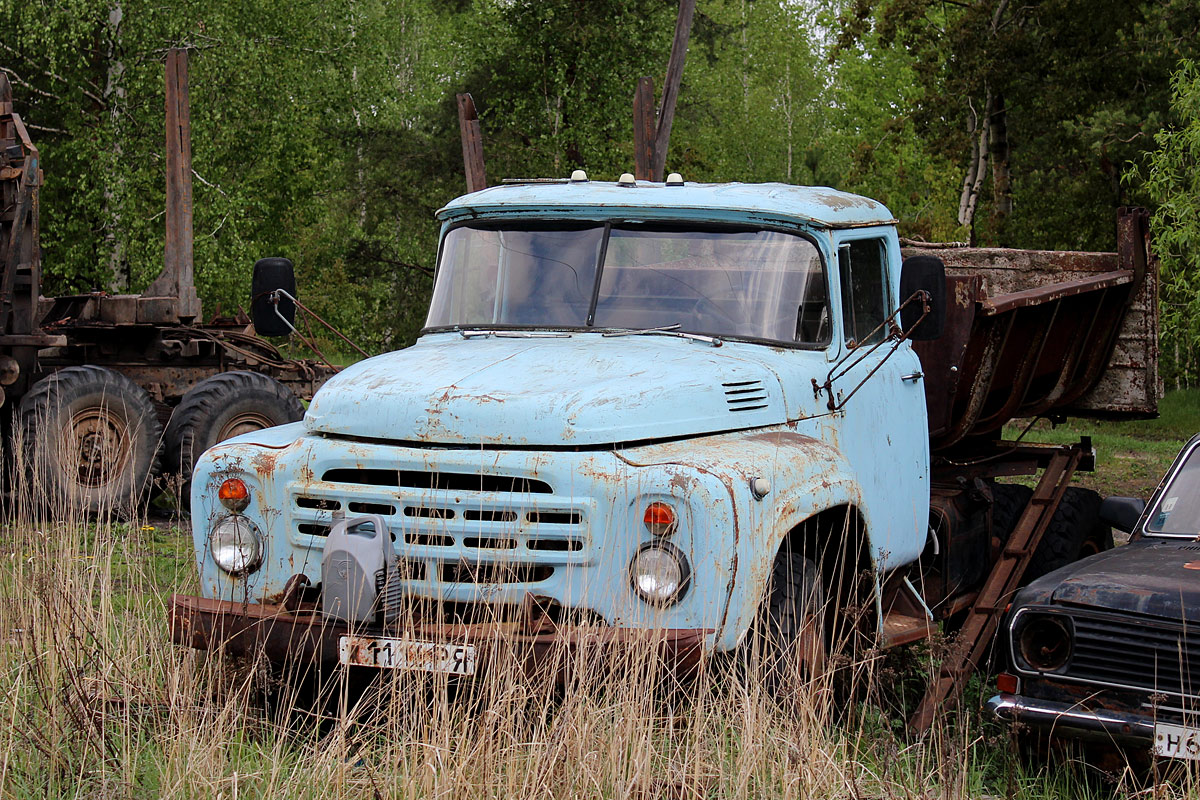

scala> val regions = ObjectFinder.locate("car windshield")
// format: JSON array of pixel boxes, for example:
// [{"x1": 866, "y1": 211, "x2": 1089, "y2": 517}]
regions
[
  {"x1": 1146, "y1": 441, "x2": 1200, "y2": 536},
  {"x1": 426, "y1": 223, "x2": 830, "y2": 345}
]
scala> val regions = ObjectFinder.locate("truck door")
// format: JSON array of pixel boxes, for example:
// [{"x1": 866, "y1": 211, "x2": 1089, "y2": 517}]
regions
[{"x1": 828, "y1": 232, "x2": 929, "y2": 569}]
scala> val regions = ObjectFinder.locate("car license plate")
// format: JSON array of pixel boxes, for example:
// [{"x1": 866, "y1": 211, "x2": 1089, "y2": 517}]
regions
[
  {"x1": 1154, "y1": 722, "x2": 1200, "y2": 761},
  {"x1": 339, "y1": 635, "x2": 476, "y2": 676}
]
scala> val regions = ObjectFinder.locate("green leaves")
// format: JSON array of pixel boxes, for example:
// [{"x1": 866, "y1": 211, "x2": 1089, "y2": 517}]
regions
[{"x1": 1138, "y1": 60, "x2": 1200, "y2": 388}]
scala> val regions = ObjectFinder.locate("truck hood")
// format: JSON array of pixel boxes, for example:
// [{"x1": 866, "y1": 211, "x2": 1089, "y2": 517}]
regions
[
  {"x1": 304, "y1": 332, "x2": 802, "y2": 446},
  {"x1": 1038, "y1": 539, "x2": 1200, "y2": 622}
]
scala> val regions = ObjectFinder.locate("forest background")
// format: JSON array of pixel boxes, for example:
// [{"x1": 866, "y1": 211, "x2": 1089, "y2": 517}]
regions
[{"x1": 2, "y1": 0, "x2": 1199, "y2": 384}]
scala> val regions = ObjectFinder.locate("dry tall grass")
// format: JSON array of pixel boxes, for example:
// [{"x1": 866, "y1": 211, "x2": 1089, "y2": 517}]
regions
[{"x1": 0, "y1": 450, "x2": 1184, "y2": 799}]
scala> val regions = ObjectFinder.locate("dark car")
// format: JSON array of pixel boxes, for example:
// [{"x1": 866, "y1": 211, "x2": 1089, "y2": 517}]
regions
[{"x1": 990, "y1": 433, "x2": 1200, "y2": 761}]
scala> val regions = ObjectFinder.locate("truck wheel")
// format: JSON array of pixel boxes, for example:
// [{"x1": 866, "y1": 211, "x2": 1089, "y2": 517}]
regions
[
  {"x1": 992, "y1": 483, "x2": 1033, "y2": 543},
  {"x1": 17, "y1": 366, "x2": 162, "y2": 517},
  {"x1": 165, "y1": 371, "x2": 304, "y2": 479},
  {"x1": 750, "y1": 551, "x2": 826, "y2": 693},
  {"x1": 1026, "y1": 487, "x2": 1110, "y2": 581}
]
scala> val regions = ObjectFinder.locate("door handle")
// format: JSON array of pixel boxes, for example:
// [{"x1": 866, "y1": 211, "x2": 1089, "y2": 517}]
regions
[{"x1": 901, "y1": 371, "x2": 924, "y2": 382}]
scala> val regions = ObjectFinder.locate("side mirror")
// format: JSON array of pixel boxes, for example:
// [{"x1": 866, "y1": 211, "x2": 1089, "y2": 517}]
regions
[
  {"x1": 251, "y1": 257, "x2": 296, "y2": 337},
  {"x1": 899, "y1": 255, "x2": 946, "y2": 341},
  {"x1": 1099, "y1": 496, "x2": 1146, "y2": 533}
]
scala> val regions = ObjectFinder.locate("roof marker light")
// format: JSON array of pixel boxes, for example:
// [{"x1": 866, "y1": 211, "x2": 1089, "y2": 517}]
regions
[
  {"x1": 666, "y1": 172, "x2": 684, "y2": 186},
  {"x1": 618, "y1": 173, "x2": 636, "y2": 187},
  {"x1": 570, "y1": 169, "x2": 589, "y2": 182}
]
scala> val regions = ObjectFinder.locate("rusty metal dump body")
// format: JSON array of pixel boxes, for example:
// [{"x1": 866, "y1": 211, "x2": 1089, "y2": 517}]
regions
[
  {"x1": 176, "y1": 181, "x2": 1156, "y2": 686},
  {"x1": 908, "y1": 209, "x2": 1157, "y2": 452},
  {"x1": 991, "y1": 435, "x2": 1200, "y2": 751}
]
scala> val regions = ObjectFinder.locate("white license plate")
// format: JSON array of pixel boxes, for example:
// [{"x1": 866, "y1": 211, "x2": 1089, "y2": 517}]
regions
[
  {"x1": 339, "y1": 635, "x2": 476, "y2": 676},
  {"x1": 1154, "y1": 722, "x2": 1200, "y2": 761}
]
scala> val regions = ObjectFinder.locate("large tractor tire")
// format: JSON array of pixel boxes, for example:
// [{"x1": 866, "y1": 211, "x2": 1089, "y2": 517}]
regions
[
  {"x1": 164, "y1": 371, "x2": 304, "y2": 480},
  {"x1": 17, "y1": 365, "x2": 162, "y2": 517}
]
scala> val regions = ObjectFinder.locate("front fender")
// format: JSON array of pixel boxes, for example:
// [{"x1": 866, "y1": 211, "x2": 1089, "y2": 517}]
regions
[{"x1": 619, "y1": 426, "x2": 864, "y2": 650}]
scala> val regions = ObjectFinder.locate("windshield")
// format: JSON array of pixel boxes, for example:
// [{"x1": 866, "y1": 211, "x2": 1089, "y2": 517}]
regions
[
  {"x1": 426, "y1": 223, "x2": 830, "y2": 345},
  {"x1": 1146, "y1": 441, "x2": 1200, "y2": 536}
]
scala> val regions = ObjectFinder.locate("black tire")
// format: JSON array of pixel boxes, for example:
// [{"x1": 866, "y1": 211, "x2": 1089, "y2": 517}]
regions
[
  {"x1": 749, "y1": 551, "x2": 826, "y2": 693},
  {"x1": 164, "y1": 371, "x2": 304, "y2": 479},
  {"x1": 992, "y1": 484, "x2": 1112, "y2": 584},
  {"x1": 992, "y1": 483, "x2": 1033, "y2": 544},
  {"x1": 1026, "y1": 487, "x2": 1111, "y2": 582},
  {"x1": 17, "y1": 365, "x2": 162, "y2": 516}
]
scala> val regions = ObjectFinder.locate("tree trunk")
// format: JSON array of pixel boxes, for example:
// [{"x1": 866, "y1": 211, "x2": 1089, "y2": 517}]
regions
[
  {"x1": 989, "y1": 91, "x2": 1011, "y2": 239},
  {"x1": 957, "y1": 92, "x2": 991, "y2": 242}
]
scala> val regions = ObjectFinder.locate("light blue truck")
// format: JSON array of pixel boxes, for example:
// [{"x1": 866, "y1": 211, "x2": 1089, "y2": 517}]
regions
[{"x1": 170, "y1": 177, "x2": 1157, "y2": 687}]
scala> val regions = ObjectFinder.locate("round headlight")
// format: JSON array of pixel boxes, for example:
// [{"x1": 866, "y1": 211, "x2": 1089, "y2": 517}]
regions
[
  {"x1": 629, "y1": 542, "x2": 690, "y2": 606},
  {"x1": 1017, "y1": 614, "x2": 1073, "y2": 672},
  {"x1": 209, "y1": 515, "x2": 264, "y2": 575}
]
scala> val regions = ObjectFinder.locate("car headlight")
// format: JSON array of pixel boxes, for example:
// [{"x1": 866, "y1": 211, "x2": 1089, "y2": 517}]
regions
[
  {"x1": 1017, "y1": 613, "x2": 1073, "y2": 672},
  {"x1": 629, "y1": 541, "x2": 690, "y2": 606},
  {"x1": 209, "y1": 515, "x2": 264, "y2": 575}
]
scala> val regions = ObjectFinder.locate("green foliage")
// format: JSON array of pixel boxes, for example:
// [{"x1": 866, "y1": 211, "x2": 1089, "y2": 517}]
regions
[
  {"x1": 838, "y1": 0, "x2": 1200, "y2": 250},
  {"x1": 1, "y1": 0, "x2": 1196, "y2": 359},
  {"x1": 1138, "y1": 60, "x2": 1200, "y2": 388}
]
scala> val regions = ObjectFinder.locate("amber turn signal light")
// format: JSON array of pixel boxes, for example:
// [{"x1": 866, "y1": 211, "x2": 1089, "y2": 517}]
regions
[
  {"x1": 218, "y1": 478, "x2": 251, "y2": 512},
  {"x1": 643, "y1": 502, "x2": 677, "y2": 536},
  {"x1": 996, "y1": 672, "x2": 1020, "y2": 695}
]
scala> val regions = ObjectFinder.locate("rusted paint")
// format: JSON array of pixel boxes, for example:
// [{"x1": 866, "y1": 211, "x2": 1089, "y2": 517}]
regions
[{"x1": 251, "y1": 450, "x2": 280, "y2": 478}]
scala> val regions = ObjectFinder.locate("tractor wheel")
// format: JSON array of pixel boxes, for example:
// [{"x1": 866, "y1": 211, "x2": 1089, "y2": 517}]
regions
[
  {"x1": 17, "y1": 366, "x2": 162, "y2": 517},
  {"x1": 165, "y1": 371, "x2": 304, "y2": 479}
]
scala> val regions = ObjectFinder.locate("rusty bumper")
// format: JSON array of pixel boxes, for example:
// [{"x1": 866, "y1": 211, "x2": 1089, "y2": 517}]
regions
[{"x1": 170, "y1": 594, "x2": 710, "y2": 680}]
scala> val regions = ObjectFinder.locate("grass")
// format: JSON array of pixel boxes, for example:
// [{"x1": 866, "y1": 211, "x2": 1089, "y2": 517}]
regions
[
  {"x1": 3, "y1": 392, "x2": 1200, "y2": 798},
  {"x1": 1004, "y1": 388, "x2": 1200, "y2": 499}
]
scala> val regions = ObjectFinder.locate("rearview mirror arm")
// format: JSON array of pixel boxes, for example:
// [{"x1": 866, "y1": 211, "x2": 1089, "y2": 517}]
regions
[
  {"x1": 812, "y1": 290, "x2": 930, "y2": 412},
  {"x1": 270, "y1": 288, "x2": 371, "y2": 360}
]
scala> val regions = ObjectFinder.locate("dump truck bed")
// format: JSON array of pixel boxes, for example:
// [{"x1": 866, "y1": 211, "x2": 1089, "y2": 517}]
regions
[{"x1": 904, "y1": 208, "x2": 1158, "y2": 453}]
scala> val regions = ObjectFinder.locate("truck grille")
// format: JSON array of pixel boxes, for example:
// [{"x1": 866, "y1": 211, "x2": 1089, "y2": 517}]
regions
[
  {"x1": 1061, "y1": 613, "x2": 1200, "y2": 701},
  {"x1": 290, "y1": 464, "x2": 591, "y2": 592}
]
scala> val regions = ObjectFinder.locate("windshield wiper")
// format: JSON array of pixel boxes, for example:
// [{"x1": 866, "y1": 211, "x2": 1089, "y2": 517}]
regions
[
  {"x1": 601, "y1": 324, "x2": 722, "y2": 347},
  {"x1": 459, "y1": 330, "x2": 572, "y2": 339}
]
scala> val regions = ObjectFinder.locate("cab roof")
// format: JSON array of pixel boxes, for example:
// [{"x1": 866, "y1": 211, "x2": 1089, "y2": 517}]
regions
[{"x1": 436, "y1": 180, "x2": 896, "y2": 229}]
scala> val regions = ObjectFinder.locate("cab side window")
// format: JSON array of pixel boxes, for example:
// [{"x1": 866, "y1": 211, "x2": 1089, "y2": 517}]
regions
[{"x1": 838, "y1": 238, "x2": 889, "y2": 345}]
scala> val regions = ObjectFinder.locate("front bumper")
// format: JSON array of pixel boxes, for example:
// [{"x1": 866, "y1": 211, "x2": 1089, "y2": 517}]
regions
[
  {"x1": 170, "y1": 594, "x2": 710, "y2": 681},
  {"x1": 988, "y1": 692, "x2": 1155, "y2": 744}
]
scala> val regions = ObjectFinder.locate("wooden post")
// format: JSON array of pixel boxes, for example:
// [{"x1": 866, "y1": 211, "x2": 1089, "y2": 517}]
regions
[
  {"x1": 633, "y1": 77, "x2": 656, "y2": 181},
  {"x1": 651, "y1": 0, "x2": 696, "y2": 181},
  {"x1": 147, "y1": 47, "x2": 201, "y2": 321},
  {"x1": 457, "y1": 93, "x2": 487, "y2": 193}
]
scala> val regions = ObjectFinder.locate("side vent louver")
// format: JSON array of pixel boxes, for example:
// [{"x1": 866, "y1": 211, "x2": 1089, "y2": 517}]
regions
[{"x1": 723, "y1": 379, "x2": 769, "y2": 412}]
